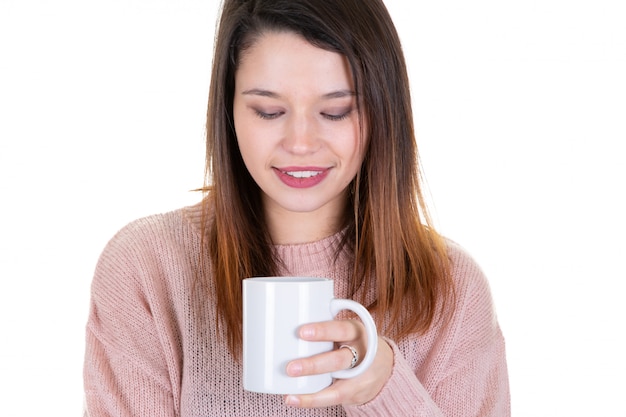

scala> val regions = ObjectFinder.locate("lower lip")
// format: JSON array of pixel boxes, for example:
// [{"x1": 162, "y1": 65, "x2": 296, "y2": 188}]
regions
[{"x1": 274, "y1": 168, "x2": 330, "y2": 188}]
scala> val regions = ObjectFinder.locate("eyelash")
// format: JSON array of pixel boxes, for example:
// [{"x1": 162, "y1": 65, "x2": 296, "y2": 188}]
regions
[
  {"x1": 322, "y1": 111, "x2": 351, "y2": 121},
  {"x1": 255, "y1": 110, "x2": 283, "y2": 120},
  {"x1": 254, "y1": 110, "x2": 352, "y2": 121}
]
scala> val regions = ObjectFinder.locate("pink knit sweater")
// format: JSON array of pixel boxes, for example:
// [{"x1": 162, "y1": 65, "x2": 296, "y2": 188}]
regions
[{"x1": 84, "y1": 204, "x2": 510, "y2": 416}]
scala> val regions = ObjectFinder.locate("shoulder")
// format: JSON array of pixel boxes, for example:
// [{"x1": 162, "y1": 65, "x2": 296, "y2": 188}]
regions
[
  {"x1": 100, "y1": 204, "x2": 203, "y2": 258},
  {"x1": 86, "y1": 208, "x2": 200, "y2": 374},
  {"x1": 444, "y1": 238, "x2": 492, "y2": 299},
  {"x1": 445, "y1": 239, "x2": 482, "y2": 276},
  {"x1": 442, "y1": 238, "x2": 502, "y2": 357},
  {"x1": 92, "y1": 205, "x2": 203, "y2": 291},
  {"x1": 88, "y1": 205, "x2": 206, "y2": 333},
  {"x1": 108, "y1": 207, "x2": 185, "y2": 246}
]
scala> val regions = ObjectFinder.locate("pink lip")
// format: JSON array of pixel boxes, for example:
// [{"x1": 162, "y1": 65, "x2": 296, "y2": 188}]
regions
[{"x1": 273, "y1": 166, "x2": 330, "y2": 188}]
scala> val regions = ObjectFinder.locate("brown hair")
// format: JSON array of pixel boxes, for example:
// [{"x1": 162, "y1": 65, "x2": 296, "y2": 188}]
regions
[{"x1": 203, "y1": 0, "x2": 454, "y2": 358}]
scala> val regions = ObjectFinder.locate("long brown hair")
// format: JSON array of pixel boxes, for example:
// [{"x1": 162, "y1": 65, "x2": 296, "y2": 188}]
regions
[{"x1": 203, "y1": 0, "x2": 454, "y2": 358}]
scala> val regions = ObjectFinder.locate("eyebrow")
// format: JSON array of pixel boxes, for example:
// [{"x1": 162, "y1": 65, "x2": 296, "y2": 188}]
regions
[{"x1": 241, "y1": 88, "x2": 356, "y2": 99}]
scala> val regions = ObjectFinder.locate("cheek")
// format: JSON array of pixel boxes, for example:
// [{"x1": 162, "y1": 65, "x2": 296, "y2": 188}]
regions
[
  {"x1": 345, "y1": 139, "x2": 368, "y2": 182},
  {"x1": 336, "y1": 128, "x2": 366, "y2": 167},
  {"x1": 234, "y1": 128, "x2": 270, "y2": 179},
  {"x1": 233, "y1": 107, "x2": 256, "y2": 161},
  {"x1": 232, "y1": 101, "x2": 246, "y2": 143},
  {"x1": 235, "y1": 133, "x2": 257, "y2": 172}
]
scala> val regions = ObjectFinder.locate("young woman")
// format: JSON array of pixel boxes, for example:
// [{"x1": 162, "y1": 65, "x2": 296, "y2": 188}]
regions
[{"x1": 83, "y1": 0, "x2": 510, "y2": 415}]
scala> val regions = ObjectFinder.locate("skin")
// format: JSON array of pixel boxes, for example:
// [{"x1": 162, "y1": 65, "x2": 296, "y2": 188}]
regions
[
  {"x1": 233, "y1": 31, "x2": 393, "y2": 408},
  {"x1": 233, "y1": 30, "x2": 365, "y2": 245}
]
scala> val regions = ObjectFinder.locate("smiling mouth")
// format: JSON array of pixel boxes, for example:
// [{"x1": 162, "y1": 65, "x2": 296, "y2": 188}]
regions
[
  {"x1": 274, "y1": 167, "x2": 330, "y2": 188},
  {"x1": 283, "y1": 170, "x2": 324, "y2": 178}
]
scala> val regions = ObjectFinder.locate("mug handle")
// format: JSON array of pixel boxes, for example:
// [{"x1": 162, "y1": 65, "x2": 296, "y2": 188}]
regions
[{"x1": 328, "y1": 299, "x2": 378, "y2": 379}]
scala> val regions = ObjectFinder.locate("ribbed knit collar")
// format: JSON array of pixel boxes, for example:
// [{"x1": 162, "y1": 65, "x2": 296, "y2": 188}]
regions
[{"x1": 273, "y1": 228, "x2": 348, "y2": 277}]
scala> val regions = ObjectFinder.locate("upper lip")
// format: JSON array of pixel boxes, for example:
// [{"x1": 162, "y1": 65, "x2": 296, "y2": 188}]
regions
[{"x1": 275, "y1": 166, "x2": 330, "y2": 172}]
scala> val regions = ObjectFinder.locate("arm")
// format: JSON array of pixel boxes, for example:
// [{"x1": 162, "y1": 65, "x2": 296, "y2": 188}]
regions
[
  {"x1": 343, "y1": 339, "x2": 445, "y2": 417},
  {"x1": 278, "y1": 242, "x2": 510, "y2": 416},
  {"x1": 345, "y1": 247, "x2": 510, "y2": 417},
  {"x1": 83, "y1": 224, "x2": 177, "y2": 417},
  {"x1": 344, "y1": 331, "x2": 509, "y2": 417}
]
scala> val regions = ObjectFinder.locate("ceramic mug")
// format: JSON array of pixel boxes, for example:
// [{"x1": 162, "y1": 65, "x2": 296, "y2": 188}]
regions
[{"x1": 242, "y1": 277, "x2": 378, "y2": 394}]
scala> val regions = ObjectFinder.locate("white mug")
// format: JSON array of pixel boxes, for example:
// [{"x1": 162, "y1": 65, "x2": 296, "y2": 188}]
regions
[{"x1": 242, "y1": 277, "x2": 378, "y2": 394}]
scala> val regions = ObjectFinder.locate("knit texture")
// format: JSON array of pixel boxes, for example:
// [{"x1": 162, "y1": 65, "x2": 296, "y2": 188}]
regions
[{"x1": 84, "y1": 204, "x2": 510, "y2": 416}]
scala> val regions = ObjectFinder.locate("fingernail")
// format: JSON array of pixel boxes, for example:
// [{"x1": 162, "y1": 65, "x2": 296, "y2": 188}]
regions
[
  {"x1": 299, "y1": 326, "x2": 315, "y2": 339},
  {"x1": 286, "y1": 362, "x2": 302, "y2": 376},
  {"x1": 285, "y1": 395, "x2": 300, "y2": 406}
]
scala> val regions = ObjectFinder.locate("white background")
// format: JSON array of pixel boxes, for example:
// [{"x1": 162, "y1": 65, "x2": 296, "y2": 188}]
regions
[{"x1": 1, "y1": 0, "x2": 624, "y2": 415}]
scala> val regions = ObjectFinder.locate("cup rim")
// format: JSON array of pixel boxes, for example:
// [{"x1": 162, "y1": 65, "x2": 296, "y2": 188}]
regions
[{"x1": 244, "y1": 276, "x2": 331, "y2": 283}]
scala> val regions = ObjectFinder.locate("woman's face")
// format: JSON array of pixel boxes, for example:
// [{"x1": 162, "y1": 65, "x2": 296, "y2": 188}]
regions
[{"x1": 233, "y1": 31, "x2": 366, "y2": 223}]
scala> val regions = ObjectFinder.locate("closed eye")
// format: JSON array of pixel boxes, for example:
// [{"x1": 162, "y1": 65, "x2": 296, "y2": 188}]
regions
[
  {"x1": 321, "y1": 110, "x2": 352, "y2": 121},
  {"x1": 255, "y1": 110, "x2": 284, "y2": 120}
]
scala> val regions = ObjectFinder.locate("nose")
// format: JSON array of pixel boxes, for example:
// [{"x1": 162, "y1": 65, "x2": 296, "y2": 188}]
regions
[{"x1": 282, "y1": 112, "x2": 320, "y2": 155}]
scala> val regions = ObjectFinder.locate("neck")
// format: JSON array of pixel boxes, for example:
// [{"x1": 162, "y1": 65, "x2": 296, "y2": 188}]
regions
[{"x1": 264, "y1": 204, "x2": 347, "y2": 245}]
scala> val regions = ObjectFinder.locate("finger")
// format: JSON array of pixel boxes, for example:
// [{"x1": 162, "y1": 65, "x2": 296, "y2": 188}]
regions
[
  {"x1": 286, "y1": 346, "x2": 355, "y2": 377},
  {"x1": 298, "y1": 319, "x2": 362, "y2": 343},
  {"x1": 284, "y1": 383, "x2": 345, "y2": 408}
]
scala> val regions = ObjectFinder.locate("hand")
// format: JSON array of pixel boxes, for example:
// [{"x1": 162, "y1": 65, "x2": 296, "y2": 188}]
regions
[{"x1": 283, "y1": 319, "x2": 394, "y2": 408}]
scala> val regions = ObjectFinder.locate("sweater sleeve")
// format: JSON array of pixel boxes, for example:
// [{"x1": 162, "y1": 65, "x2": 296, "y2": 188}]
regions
[
  {"x1": 83, "y1": 222, "x2": 177, "y2": 417},
  {"x1": 344, "y1": 245, "x2": 510, "y2": 417},
  {"x1": 344, "y1": 338, "x2": 445, "y2": 417}
]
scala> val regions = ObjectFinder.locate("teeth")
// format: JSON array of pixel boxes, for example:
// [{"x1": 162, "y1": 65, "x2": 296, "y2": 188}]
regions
[{"x1": 285, "y1": 171, "x2": 321, "y2": 178}]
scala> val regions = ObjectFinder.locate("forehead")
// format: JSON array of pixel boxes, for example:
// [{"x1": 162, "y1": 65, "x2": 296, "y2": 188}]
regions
[{"x1": 235, "y1": 31, "x2": 354, "y2": 94}]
